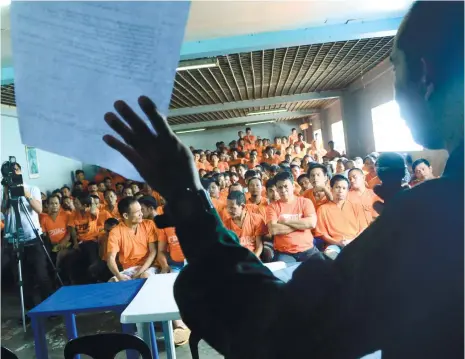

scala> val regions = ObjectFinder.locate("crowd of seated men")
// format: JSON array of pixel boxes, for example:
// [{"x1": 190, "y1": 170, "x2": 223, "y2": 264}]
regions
[{"x1": 35, "y1": 126, "x2": 438, "y2": 284}]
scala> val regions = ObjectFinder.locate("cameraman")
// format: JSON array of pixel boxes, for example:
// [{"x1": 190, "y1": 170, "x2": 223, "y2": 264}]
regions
[{"x1": 1, "y1": 162, "x2": 53, "y2": 322}]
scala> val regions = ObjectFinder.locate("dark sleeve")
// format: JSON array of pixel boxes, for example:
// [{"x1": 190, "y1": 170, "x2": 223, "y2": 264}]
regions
[{"x1": 173, "y1": 207, "x2": 287, "y2": 358}]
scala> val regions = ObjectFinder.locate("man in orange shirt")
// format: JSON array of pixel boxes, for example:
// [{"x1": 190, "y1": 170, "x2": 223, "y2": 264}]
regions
[
  {"x1": 266, "y1": 171, "x2": 323, "y2": 262},
  {"x1": 237, "y1": 164, "x2": 248, "y2": 187},
  {"x1": 75, "y1": 170, "x2": 89, "y2": 190},
  {"x1": 246, "y1": 177, "x2": 267, "y2": 220},
  {"x1": 88, "y1": 182, "x2": 104, "y2": 204},
  {"x1": 89, "y1": 218, "x2": 120, "y2": 282},
  {"x1": 104, "y1": 176, "x2": 114, "y2": 190},
  {"x1": 264, "y1": 147, "x2": 280, "y2": 165},
  {"x1": 61, "y1": 185, "x2": 72, "y2": 199},
  {"x1": 315, "y1": 175, "x2": 369, "y2": 252},
  {"x1": 304, "y1": 164, "x2": 333, "y2": 210},
  {"x1": 228, "y1": 149, "x2": 245, "y2": 167},
  {"x1": 297, "y1": 174, "x2": 312, "y2": 193},
  {"x1": 246, "y1": 150, "x2": 260, "y2": 169},
  {"x1": 288, "y1": 128, "x2": 298, "y2": 145},
  {"x1": 69, "y1": 194, "x2": 101, "y2": 281},
  {"x1": 363, "y1": 155, "x2": 381, "y2": 189},
  {"x1": 347, "y1": 168, "x2": 381, "y2": 224},
  {"x1": 98, "y1": 189, "x2": 122, "y2": 226},
  {"x1": 243, "y1": 127, "x2": 256, "y2": 147},
  {"x1": 294, "y1": 133, "x2": 308, "y2": 150},
  {"x1": 224, "y1": 191, "x2": 266, "y2": 257},
  {"x1": 107, "y1": 197, "x2": 158, "y2": 281},
  {"x1": 326, "y1": 141, "x2": 341, "y2": 160},
  {"x1": 40, "y1": 195, "x2": 74, "y2": 279},
  {"x1": 206, "y1": 179, "x2": 226, "y2": 214},
  {"x1": 218, "y1": 153, "x2": 230, "y2": 172}
]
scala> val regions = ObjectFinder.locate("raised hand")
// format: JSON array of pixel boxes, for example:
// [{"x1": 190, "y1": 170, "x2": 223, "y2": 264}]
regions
[{"x1": 103, "y1": 96, "x2": 202, "y2": 202}]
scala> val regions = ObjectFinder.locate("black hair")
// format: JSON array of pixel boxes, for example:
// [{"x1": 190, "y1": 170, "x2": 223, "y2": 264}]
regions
[
  {"x1": 116, "y1": 182, "x2": 125, "y2": 188},
  {"x1": 247, "y1": 177, "x2": 262, "y2": 187},
  {"x1": 297, "y1": 174, "x2": 309, "y2": 183},
  {"x1": 90, "y1": 194, "x2": 100, "y2": 201},
  {"x1": 117, "y1": 197, "x2": 139, "y2": 217},
  {"x1": 88, "y1": 181, "x2": 97, "y2": 187},
  {"x1": 138, "y1": 195, "x2": 158, "y2": 209},
  {"x1": 74, "y1": 181, "x2": 83, "y2": 186},
  {"x1": 61, "y1": 185, "x2": 70, "y2": 191},
  {"x1": 270, "y1": 165, "x2": 280, "y2": 173},
  {"x1": 75, "y1": 170, "x2": 84, "y2": 175},
  {"x1": 104, "y1": 218, "x2": 119, "y2": 228},
  {"x1": 298, "y1": 133, "x2": 304, "y2": 137},
  {"x1": 104, "y1": 177, "x2": 112, "y2": 182},
  {"x1": 265, "y1": 178, "x2": 277, "y2": 190},
  {"x1": 274, "y1": 170, "x2": 294, "y2": 183},
  {"x1": 412, "y1": 158, "x2": 431, "y2": 172},
  {"x1": 76, "y1": 194, "x2": 92, "y2": 207},
  {"x1": 330, "y1": 174, "x2": 350, "y2": 188},
  {"x1": 104, "y1": 189, "x2": 116, "y2": 196},
  {"x1": 348, "y1": 168, "x2": 364, "y2": 176},
  {"x1": 230, "y1": 172, "x2": 239, "y2": 178},
  {"x1": 328, "y1": 140, "x2": 334, "y2": 145},
  {"x1": 363, "y1": 155, "x2": 376, "y2": 164},
  {"x1": 245, "y1": 127, "x2": 251, "y2": 132},
  {"x1": 227, "y1": 191, "x2": 246, "y2": 206},
  {"x1": 244, "y1": 170, "x2": 258, "y2": 179},
  {"x1": 290, "y1": 164, "x2": 300, "y2": 170},
  {"x1": 52, "y1": 189, "x2": 61, "y2": 195},
  {"x1": 307, "y1": 163, "x2": 328, "y2": 176},
  {"x1": 291, "y1": 128, "x2": 296, "y2": 131},
  {"x1": 238, "y1": 164, "x2": 248, "y2": 171},
  {"x1": 47, "y1": 194, "x2": 62, "y2": 204}
]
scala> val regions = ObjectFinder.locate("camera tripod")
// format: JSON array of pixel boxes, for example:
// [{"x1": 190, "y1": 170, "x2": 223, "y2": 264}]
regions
[{"x1": 8, "y1": 196, "x2": 63, "y2": 332}]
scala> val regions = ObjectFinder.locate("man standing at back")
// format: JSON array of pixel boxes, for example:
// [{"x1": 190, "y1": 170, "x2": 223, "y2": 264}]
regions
[{"x1": 266, "y1": 171, "x2": 322, "y2": 263}]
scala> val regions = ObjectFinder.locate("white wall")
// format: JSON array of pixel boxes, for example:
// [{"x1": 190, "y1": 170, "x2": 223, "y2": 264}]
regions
[
  {"x1": 177, "y1": 120, "x2": 304, "y2": 150},
  {"x1": 1, "y1": 106, "x2": 83, "y2": 193}
]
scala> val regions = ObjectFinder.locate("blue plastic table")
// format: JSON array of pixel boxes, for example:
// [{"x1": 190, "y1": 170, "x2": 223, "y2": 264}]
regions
[{"x1": 28, "y1": 280, "x2": 152, "y2": 359}]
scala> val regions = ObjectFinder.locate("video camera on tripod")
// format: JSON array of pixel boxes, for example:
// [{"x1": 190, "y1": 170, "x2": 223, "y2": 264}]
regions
[{"x1": 1, "y1": 156, "x2": 25, "y2": 198}]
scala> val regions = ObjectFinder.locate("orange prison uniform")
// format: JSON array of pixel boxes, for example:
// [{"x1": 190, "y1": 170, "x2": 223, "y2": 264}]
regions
[
  {"x1": 81, "y1": 180, "x2": 90, "y2": 190},
  {"x1": 315, "y1": 201, "x2": 369, "y2": 242},
  {"x1": 264, "y1": 155, "x2": 281, "y2": 165},
  {"x1": 347, "y1": 189, "x2": 381, "y2": 224},
  {"x1": 202, "y1": 161, "x2": 213, "y2": 171},
  {"x1": 195, "y1": 161, "x2": 205, "y2": 170},
  {"x1": 40, "y1": 211, "x2": 71, "y2": 244},
  {"x1": 294, "y1": 141, "x2": 307, "y2": 150},
  {"x1": 326, "y1": 150, "x2": 341, "y2": 160},
  {"x1": 219, "y1": 188, "x2": 229, "y2": 201},
  {"x1": 157, "y1": 227, "x2": 185, "y2": 263},
  {"x1": 68, "y1": 210, "x2": 100, "y2": 242},
  {"x1": 244, "y1": 135, "x2": 256, "y2": 145},
  {"x1": 266, "y1": 197, "x2": 316, "y2": 254},
  {"x1": 223, "y1": 210, "x2": 267, "y2": 252},
  {"x1": 228, "y1": 158, "x2": 246, "y2": 167},
  {"x1": 211, "y1": 197, "x2": 226, "y2": 214},
  {"x1": 245, "y1": 199, "x2": 268, "y2": 223},
  {"x1": 293, "y1": 182, "x2": 302, "y2": 196},
  {"x1": 289, "y1": 134, "x2": 298, "y2": 145},
  {"x1": 247, "y1": 161, "x2": 260, "y2": 169},
  {"x1": 303, "y1": 188, "x2": 329, "y2": 210},
  {"x1": 107, "y1": 220, "x2": 157, "y2": 270},
  {"x1": 366, "y1": 175, "x2": 381, "y2": 190},
  {"x1": 217, "y1": 162, "x2": 230, "y2": 172}
]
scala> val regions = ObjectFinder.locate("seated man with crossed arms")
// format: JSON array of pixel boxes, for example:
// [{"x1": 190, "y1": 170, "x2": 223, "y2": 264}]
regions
[{"x1": 106, "y1": 197, "x2": 157, "y2": 281}]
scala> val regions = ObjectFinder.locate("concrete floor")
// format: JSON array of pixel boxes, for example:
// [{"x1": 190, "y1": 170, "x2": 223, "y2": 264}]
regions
[{"x1": 1, "y1": 288, "x2": 221, "y2": 359}]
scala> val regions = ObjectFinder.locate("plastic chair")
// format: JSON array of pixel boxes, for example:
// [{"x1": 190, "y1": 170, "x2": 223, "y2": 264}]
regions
[
  {"x1": 1, "y1": 347, "x2": 19, "y2": 359},
  {"x1": 64, "y1": 333, "x2": 153, "y2": 359}
]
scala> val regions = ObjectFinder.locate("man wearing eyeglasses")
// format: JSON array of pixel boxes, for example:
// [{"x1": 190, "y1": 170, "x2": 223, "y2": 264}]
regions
[{"x1": 1, "y1": 162, "x2": 53, "y2": 323}]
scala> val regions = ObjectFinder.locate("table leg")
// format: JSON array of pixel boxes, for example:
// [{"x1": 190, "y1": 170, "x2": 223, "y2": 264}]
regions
[
  {"x1": 149, "y1": 322, "x2": 160, "y2": 359},
  {"x1": 121, "y1": 323, "x2": 138, "y2": 359},
  {"x1": 162, "y1": 321, "x2": 176, "y2": 359},
  {"x1": 137, "y1": 322, "x2": 159, "y2": 358},
  {"x1": 64, "y1": 313, "x2": 80, "y2": 359},
  {"x1": 31, "y1": 316, "x2": 47, "y2": 359}
]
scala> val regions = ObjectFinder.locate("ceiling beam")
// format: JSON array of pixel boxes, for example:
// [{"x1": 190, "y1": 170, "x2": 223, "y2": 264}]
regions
[
  {"x1": 168, "y1": 91, "x2": 340, "y2": 117},
  {"x1": 170, "y1": 110, "x2": 318, "y2": 131},
  {"x1": 180, "y1": 17, "x2": 403, "y2": 61}
]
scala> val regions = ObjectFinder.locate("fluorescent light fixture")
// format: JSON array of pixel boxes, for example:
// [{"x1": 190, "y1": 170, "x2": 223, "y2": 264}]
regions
[
  {"x1": 245, "y1": 120, "x2": 276, "y2": 126},
  {"x1": 175, "y1": 128, "x2": 206, "y2": 134},
  {"x1": 177, "y1": 58, "x2": 218, "y2": 71},
  {"x1": 247, "y1": 108, "x2": 287, "y2": 116},
  {"x1": 0, "y1": 0, "x2": 11, "y2": 6}
]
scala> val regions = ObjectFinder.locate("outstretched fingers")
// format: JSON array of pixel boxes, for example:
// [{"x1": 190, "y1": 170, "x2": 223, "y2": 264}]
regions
[
  {"x1": 104, "y1": 112, "x2": 138, "y2": 148},
  {"x1": 102, "y1": 134, "x2": 146, "y2": 175},
  {"x1": 114, "y1": 100, "x2": 154, "y2": 139},
  {"x1": 138, "y1": 96, "x2": 173, "y2": 138}
]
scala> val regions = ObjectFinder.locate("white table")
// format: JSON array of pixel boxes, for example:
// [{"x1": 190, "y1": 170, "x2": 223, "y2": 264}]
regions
[{"x1": 120, "y1": 262, "x2": 290, "y2": 359}]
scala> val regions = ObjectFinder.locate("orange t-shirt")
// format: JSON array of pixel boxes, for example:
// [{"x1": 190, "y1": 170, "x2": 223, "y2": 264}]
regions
[
  {"x1": 157, "y1": 227, "x2": 184, "y2": 263},
  {"x1": 97, "y1": 206, "x2": 122, "y2": 229},
  {"x1": 68, "y1": 210, "x2": 100, "y2": 242},
  {"x1": 367, "y1": 175, "x2": 381, "y2": 189},
  {"x1": 347, "y1": 189, "x2": 381, "y2": 224},
  {"x1": 303, "y1": 188, "x2": 329, "y2": 210},
  {"x1": 264, "y1": 155, "x2": 281, "y2": 165},
  {"x1": 219, "y1": 188, "x2": 229, "y2": 201},
  {"x1": 228, "y1": 158, "x2": 245, "y2": 167},
  {"x1": 103, "y1": 205, "x2": 121, "y2": 220},
  {"x1": 289, "y1": 134, "x2": 298, "y2": 145},
  {"x1": 266, "y1": 197, "x2": 315, "y2": 254},
  {"x1": 81, "y1": 180, "x2": 90, "y2": 190},
  {"x1": 40, "y1": 211, "x2": 71, "y2": 244},
  {"x1": 243, "y1": 135, "x2": 256, "y2": 145},
  {"x1": 245, "y1": 202, "x2": 268, "y2": 224},
  {"x1": 223, "y1": 210, "x2": 267, "y2": 252},
  {"x1": 107, "y1": 220, "x2": 157, "y2": 269},
  {"x1": 211, "y1": 197, "x2": 226, "y2": 214},
  {"x1": 315, "y1": 201, "x2": 369, "y2": 242},
  {"x1": 217, "y1": 162, "x2": 229, "y2": 172}
]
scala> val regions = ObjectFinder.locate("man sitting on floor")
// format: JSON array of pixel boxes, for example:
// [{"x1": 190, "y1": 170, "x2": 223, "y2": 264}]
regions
[
  {"x1": 266, "y1": 171, "x2": 323, "y2": 263},
  {"x1": 107, "y1": 197, "x2": 157, "y2": 281},
  {"x1": 315, "y1": 175, "x2": 369, "y2": 255},
  {"x1": 224, "y1": 191, "x2": 266, "y2": 258}
]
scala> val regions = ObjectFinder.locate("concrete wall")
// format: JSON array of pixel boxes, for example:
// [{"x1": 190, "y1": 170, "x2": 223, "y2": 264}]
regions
[
  {"x1": 177, "y1": 119, "x2": 304, "y2": 150},
  {"x1": 1, "y1": 106, "x2": 82, "y2": 193}
]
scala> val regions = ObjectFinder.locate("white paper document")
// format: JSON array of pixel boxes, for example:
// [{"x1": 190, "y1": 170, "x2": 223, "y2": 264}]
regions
[{"x1": 10, "y1": 1, "x2": 190, "y2": 180}]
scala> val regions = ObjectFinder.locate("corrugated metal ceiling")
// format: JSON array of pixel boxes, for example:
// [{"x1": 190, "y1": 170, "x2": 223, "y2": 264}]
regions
[{"x1": 1, "y1": 36, "x2": 393, "y2": 126}]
